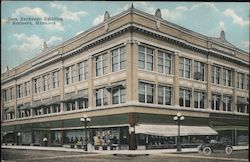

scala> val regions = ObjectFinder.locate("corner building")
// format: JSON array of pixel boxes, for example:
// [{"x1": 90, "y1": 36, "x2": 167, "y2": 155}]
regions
[{"x1": 1, "y1": 7, "x2": 249, "y2": 150}]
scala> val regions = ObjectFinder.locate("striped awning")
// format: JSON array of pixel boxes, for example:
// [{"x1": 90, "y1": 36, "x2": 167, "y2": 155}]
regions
[
  {"x1": 135, "y1": 124, "x2": 218, "y2": 137},
  {"x1": 237, "y1": 98, "x2": 249, "y2": 105},
  {"x1": 31, "y1": 100, "x2": 45, "y2": 108},
  {"x1": 45, "y1": 96, "x2": 61, "y2": 106},
  {"x1": 20, "y1": 103, "x2": 31, "y2": 110}
]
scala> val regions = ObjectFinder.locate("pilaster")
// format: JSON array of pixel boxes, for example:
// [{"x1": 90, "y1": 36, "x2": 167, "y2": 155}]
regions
[
  {"x1": 88, "y1": 56, "x2": 94, "y2": 108},
  {"x1": 174, "y1": 52, "x2": 180, "y2": 107},
  {"x1": 207, "y1": 62, "x2": 212, "y2": 109}
]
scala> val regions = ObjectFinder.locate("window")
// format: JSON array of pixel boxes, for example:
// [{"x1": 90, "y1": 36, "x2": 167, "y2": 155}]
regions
[
  {"x1": 78, "y1": 99, "x2": 88, "y2": 109},
  {"x1": 237, "y1": 97, "x2": 248, "y2": 113},
  {"x1": 96, "y1": 54, "x2": 108, "y2": 76},
  {"x1": 139, "y1": 82, "x2": 154, "y2": 104},
  {"x1": 52, "y1": 71, "x2": 59, "y2": 88},
  {"x1": 16, "y1": 84, "x2": 23, "y2": 99},
  {"x1": 4, "y1": 89, "x2": 8, "y2": 102},
  {"x1": 223, "y1": 96, "x2": 232, "y2": 112},
  {"x1": 43, "y1": 74, "x2": 50, "y2": 91},
  {"x1": 95, "y1": 88, "x2": 109, "y2": 107},
  {"x1": 237, "y1": 73, "x2": 244, "y2": 89},
  {"x1": 112, "y1": 86, "x2": 126, "y2": 105},
  {"x1": 65, "y1": 66, "x2": 73, "y2": 85},
  {"x1": 112, "y1": 47, "x2": 126, "y2": 72},
  {"x1": 52, "y1": 105, "x2": 61, "y2": 113},
  {"x1": 179, "y1": 88, "x2": 191, "y2": 107},
  {"x1": 65, "y1": 101, "x2": 76, "y2": 111},
  {"x1": 33, "y1": 78, "x2": 41, "y2": 94},
  {"x1": 78, "y1": 60, "x2": 88, "y2": 81},
  {"x1": 158, "y1": 51, "x2": 172, "y2": 74},
  {"x1": 211, "y1": 94, "x2": 221, "y2": 110},
  {"x1": 194, "y1": 91, "x2": 205, "y2": 109},
  {"x1": 10, "y1": 87, "x2": 14, "y2": 100},
  {"x1": 138, "y1": 46, "x2": 154, "y2": 71},
  {"x1": 158, "y1": 85, "x2": 172, "y2": 105},
  {"x1": 223, "y1": 69, "x2": 232, "y2": 86},
  {"x1": 179, "y1": 57, "x2": 191, "y2": 78},
  {"x1": 212, "y1": 66, "x2": 221, "y2": 84},
  {"x1": 194, "y1": 61, "x2": 205, "y2": 81},
  {"x1": 24, "y1": 81, "x2": 30, "y2": 96}
]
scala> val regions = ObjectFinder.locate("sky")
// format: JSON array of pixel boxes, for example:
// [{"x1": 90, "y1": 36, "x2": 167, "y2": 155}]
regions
[{"x1": 1, "y1": 1, "x2": 249, "y2": 73}]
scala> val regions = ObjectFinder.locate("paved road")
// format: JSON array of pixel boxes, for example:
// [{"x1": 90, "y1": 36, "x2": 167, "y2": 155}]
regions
[{"x1": 1, "y1": 148, "x2": 249, "y2": 162}]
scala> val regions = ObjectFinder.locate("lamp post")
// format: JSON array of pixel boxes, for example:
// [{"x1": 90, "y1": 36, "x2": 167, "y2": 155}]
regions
[
  {"x1": 80, "y1": 114, "x2": 91, "y2": 151},
  {"x1": 17, "y1": 132, "x2": 21, "y2": 145},
  {"x1": 173, "y1": 112, "x2": 184, "y2": 152}
]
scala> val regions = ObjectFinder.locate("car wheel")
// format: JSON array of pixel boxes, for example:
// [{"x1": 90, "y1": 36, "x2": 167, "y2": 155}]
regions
[
  {"x1": 225, "y1": 146, "x2": 233, "y2": 155},
  {"x1": 203, "y1": 147, "x2": 212, "y2": 155}
]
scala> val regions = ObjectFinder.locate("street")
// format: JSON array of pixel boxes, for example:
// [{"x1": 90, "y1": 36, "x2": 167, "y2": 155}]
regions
[{"x1": 1, "y1": 148, "x2": 249, "y2": 162}]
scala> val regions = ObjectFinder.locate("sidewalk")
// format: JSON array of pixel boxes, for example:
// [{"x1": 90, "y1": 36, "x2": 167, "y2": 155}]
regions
[{"x1": 2, "y1": 145, "x2": 248, "y2": 155}]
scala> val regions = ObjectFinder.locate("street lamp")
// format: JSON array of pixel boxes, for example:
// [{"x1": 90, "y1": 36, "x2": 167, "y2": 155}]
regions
[
  {"x1": 17, "y1": 132, "x2": 21, "y2": 145},
  {"x1": 80, "y1": 114, "x2": 91, "y2": 151},
  {"x1": 173, "y1": 112, "x2": 184, "y2": 152}
]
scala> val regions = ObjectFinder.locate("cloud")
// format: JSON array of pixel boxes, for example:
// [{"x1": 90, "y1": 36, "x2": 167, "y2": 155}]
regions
[
  {"x1": 75, "y1": 30, "x2": 84, "y2": 36},
  {"x1": 223, "y1": 9, "x2": 249, "y2": 26},
  {"x1": 93, "y1": 14, "x2": 104, "y2": 25},
  {"x1": 242, "y1": 40, "x2": 249, "y2": 49},
  {"x1": 9, "y1": 33, "x2": 62, "y2": 54},
  {"x1": 12, "y1": 7, "x2": 48, "y2": 17},
  {"x1": 190, "y1": 2, "x2": 219, "y2": 12},
  {"x1": 50, "y1": 2, "x2": 87, "y2": 21},
  {"x1": 207, "y1": 21, "x2": 226, "y2": 37},
  {"x1": 1, "y1": 18, "x2": 10, "y2": 25},
  {"x1": 9, "y1": 33, "x2": 44, "y2": 53},
  {"x1": 47, "y1": 36, "x2": 63, "y2": 46},
  {"x1": 45, "y1": 22, "x2": 64, "y2": 31}
]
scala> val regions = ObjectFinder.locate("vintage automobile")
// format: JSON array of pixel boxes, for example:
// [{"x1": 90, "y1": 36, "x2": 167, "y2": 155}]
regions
[{"x1": 197, "y1": 139, "x2": 233, "y2": 155}]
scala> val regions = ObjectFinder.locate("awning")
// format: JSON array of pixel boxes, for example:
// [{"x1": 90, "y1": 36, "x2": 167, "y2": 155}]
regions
[
  {"x1": 63, "y1": 91, "x2": 88, "y2": 102},
  {"x1": 20, "y1": 103, "x2": 31, "y2": 110},
  {"x1": 135, "y1": 124, "x2": 218, "y2": 136},
  {"x1": 71, "y1": 90, "x2": 88, "y2": 100},
  {"x1": 106, "y1": 81, "x2": 126, "y2": 92},
  {"x1": 237, "y1": 98, "x2": 249, "y2": 105},
  {"x1": 5, "y1": 107, "x2": 14, "y2": 113},
  {"x1": 31, "y1": 100, "x2": 44, "y2": 108},
  {"x1": 45, "y1": 96, "x2": 61, "y2": 106}
]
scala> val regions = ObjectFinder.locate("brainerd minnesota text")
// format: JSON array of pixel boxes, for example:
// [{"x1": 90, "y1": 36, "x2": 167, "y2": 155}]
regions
[{"x1": 8, "y1": 17, "x2": 63, "y2": 25}]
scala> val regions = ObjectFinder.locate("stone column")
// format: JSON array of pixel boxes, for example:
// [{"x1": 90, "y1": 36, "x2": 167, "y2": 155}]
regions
[
  {"x1": 191, "y1": 59, "x2": 195, "y2": 108},
  {"x1": 88, "y1": 56, "x2": 94, "y2": 109},
  {"x1": 232, "y1": 69, "x2": 237, "y2": 112},
  {"x1": 132, "y1": 41, "x2": 139, "y2": 102},
  {"x1": 59, "y1": 65, "x2": 65, "y2": 112},
  {"x1": 207, "y1": 63, "x2": 212, "y2": 109},
  {"x1": 14, "y1": 80, "x2": 18, "y2": 118},
  {"x1": 174, "y1": 52, "x2": 180, "y2": 107},
  {"x1": 30, "y1": 78, "x2": 33, "y2": 117},
  {"x1": 125, "y1": 41, "x2": 133, "y2": 102},
  {"x1": 154, "y1": 50, "x2": 158, "y2": 104}
]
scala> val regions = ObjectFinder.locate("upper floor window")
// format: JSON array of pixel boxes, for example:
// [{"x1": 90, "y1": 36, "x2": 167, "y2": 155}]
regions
[
  {"x1": 95, "y1": 87, "x2": 109, "y2": 107},
  {"x1": 139, "y1": 82, "x2": 154, "y2": 104},
  {"x1": 16, "y1": 84, "x2": 24, "y2": 99},
  {"x1": 78, "y1": 60, "x2": 88, "y2": 81},
  {"x1": 112, "y1": 84, "x2": 126, "y2": 105},
  {"x1": 237, "y1": 97, "x2": 249, "y2": 113},
  {"x1": 179, "y1": 88, "x2": 191, "y2": 107},
  {"x1": 4, "y1": 89, "x2": 9, "y2": 102},
  {"x1": 158, "y1": 51, "x2": 172, "y2": 74},
  {"x1": 10, "y1": 87, "x2": 14, "y2": 100},
  {"x1": 112, "y1": 47, "x2": 125, "y2": 72},
  {"x1": 223, "y1": 96, "x2": 232, "y2": 112},
  {"x1": 212, "y1": 66, "x2": 221, "y2": 84},
  {"x1": 194, "y1": 91, "x2": 205, "y2": 109},
  {"x1": 33, "y1": 78, "x2": 41, "y2": 94},
  {"x1": 237, "y1": 73, "x2": 244, "y2": 89},
  {"x1": 138, "y1": 46, "x2": 154, "y2": 71},
  {"x1": 52, "y1": 71, "x2": 59, "y2": 88},
  {"x1": 158, "y1": 85, "x2": 172, "y2": 105},
  {"x1": 211, "y1": 94, "x2": 221, "y2": 110},
  {"x1": 223, "y1": 69, "x2": 232, "y2": 87},
  {"x1": 65, "y1": 66, "x2": 73, "y2": 85},
  {"x1": 43, "y1": 74, "x2": 50, "y2": 91},
  {"x1": 96, "y1": 53, "x2": 108, "y2": 76},
  {"x1": 194, "y1": 61, "x2": 205, "y2": 81},
  {"x1": 179, "y1": 57, "x2": 191, "y2": 78},
  {"x1": 24, "y1": 81, "x2": 30, "y2": 96}
]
